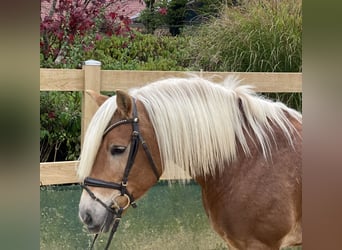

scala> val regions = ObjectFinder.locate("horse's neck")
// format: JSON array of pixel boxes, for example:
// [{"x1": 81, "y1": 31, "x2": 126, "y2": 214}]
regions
[{"x1": 195, "y1": 116, "x2": 301, "y2": 190}]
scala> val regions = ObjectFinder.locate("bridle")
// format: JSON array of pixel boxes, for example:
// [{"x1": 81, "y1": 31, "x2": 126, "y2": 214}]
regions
[{"x1": 80, "y1": 97, "x2": 160, "y2": 249}]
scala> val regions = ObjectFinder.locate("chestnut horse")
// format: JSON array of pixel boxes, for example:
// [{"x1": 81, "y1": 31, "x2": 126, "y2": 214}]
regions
[{"x1": 78, "y1": 77, "x2": 302, "y2": 249}]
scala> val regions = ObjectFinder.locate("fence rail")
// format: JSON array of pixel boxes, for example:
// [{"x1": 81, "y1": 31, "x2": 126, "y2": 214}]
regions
[{"x1": 40, "y1": 60, "x2": 302, "y2": 185}]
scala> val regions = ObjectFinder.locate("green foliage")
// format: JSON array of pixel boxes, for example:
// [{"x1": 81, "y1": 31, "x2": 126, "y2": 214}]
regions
[
  {"x1": 191, "y1": 0, "x2": 235, "y2": 18},
  {"x1": 40, "y1": 91, "x2": 81, "y2": 161},
  {"x1": 40, "y1": 32, "x2": 98, "y2": 69},
  {"x1": 265, "y1": 92, "x2": 302, "y2": 112},
  {"x1": 165, "y1": 0, "x2": 188, "y2": 35},
  {"x1": 139, "y1": 0, "x2": 228, "y2": 35},
  {"x1": 139, "y1": 0, "x2": 169, "y2": 33},
  {"x1": 189, "y1": 0, "x2": 302, "y2": 72},
  {"x1": 85, "y1": 32, "x2": 191, "y2": 70}
]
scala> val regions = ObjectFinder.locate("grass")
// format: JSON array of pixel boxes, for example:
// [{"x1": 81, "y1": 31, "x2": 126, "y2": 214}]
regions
[
  {"x1": 40, "y1": 182, "x2": 227, "y2": 250},
  {"x1": 188, "y1": 0, "x2": 302, "y2": 73},
  {"x1": 41, "y1": 182, "x2": 302, "y2": 249}
]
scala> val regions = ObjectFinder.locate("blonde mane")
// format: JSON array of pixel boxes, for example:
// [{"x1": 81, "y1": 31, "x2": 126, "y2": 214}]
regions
[
  {"x1": 78, "y1": 76, "x2": 302, "y2": 181},
  {"x1": 131, "y1": 76, "x2": 301, "y2": 179},
  {"x1": 77, "y1": 95, "x2": 117, "y2": 180}
]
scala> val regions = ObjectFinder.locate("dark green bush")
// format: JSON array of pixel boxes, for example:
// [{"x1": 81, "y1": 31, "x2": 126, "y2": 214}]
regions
[
  {"x1": 139, "y1": 0, "x2": 229, "y2": 35},
  {"x1": 138, "y1": 1, "x2": 169, "y2": 34},
  {"x1": 85, "y1": 32, "x2": 191, "y2": 70},
  {"x1": 40, "y1": 91, "x2": 81, "y2": 161}
]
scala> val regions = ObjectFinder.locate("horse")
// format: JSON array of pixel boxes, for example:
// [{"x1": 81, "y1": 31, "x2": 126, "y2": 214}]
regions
[{"x1": 78, "y1": 76, "x2": 302, "y2": 250}]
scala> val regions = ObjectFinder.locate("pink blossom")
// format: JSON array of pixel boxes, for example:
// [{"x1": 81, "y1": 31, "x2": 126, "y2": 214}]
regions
[
  {"x1": 158, "y1": 7, "x2": 167, "y2": 16},
  {"x1": 95, "y1": 33, "x2": 102, "y2": 41}
]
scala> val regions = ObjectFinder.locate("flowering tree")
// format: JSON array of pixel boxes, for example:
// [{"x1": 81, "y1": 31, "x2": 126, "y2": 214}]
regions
[
  {"x1": 40, "y1": 0, "x2": 138, "y2": 66},
  {"x1": 40, "y1": 0, "x2": 144, "y2": 162}
]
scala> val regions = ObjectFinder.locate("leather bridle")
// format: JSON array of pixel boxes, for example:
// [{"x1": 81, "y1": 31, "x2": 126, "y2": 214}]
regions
[{"x1": 80, "y1": 97, "x2": 160, "y2": 249}]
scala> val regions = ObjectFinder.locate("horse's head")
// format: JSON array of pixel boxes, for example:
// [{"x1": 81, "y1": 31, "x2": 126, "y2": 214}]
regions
[{"x1": 78, "y1": 90, "x2": 161, "y2": 234}]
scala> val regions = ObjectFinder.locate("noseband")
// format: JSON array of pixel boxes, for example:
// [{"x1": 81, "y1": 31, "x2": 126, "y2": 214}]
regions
[{"x1": 81, "y1": 97, "x2": 160, "y2": 249}]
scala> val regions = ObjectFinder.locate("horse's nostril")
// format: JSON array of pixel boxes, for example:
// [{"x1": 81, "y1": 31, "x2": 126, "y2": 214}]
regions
[{"x1": 82, "y1": 210, "x2": 93, "y2": 226}]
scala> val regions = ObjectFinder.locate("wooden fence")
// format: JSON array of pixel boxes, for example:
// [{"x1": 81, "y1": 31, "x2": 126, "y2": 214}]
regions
[{"x1": 40, "y1": 60, "x2": 302, "y2": 185}]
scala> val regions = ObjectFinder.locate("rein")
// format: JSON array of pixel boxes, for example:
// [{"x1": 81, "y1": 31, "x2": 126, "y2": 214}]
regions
[{"x1": 81, "y1": 98, "x2": 160, "y2": 249}]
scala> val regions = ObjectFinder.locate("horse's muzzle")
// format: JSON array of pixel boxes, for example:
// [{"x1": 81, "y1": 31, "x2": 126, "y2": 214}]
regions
[{"x1": 79, "y1": 201, "x2": 117, "y2": 234}]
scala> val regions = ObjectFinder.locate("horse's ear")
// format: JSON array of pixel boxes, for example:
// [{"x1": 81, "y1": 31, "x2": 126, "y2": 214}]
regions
[
  {"x1": 86, "y1": 90, "x2": 108, "y2": 107},
  {"x1": 116, "y1": 90, "x2": 132, "y2": 118}
]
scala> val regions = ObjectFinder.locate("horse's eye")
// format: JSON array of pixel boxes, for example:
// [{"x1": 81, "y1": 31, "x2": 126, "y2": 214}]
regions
[{"x1": 110, "y1": 145, "x2": 126, "y2": 156}]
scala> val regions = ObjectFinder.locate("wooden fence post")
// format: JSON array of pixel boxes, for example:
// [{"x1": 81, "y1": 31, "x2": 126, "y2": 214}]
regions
[{"x1": 81, "y1": 60, "x2": 101, "y2": 147}]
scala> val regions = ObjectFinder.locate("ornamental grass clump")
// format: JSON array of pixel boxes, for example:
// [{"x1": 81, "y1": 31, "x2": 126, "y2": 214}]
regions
[
  {"x1": 189, "y1": 0, "x2": 302, "y2": 72},
  {"x1": 188, "y1": 0, "x2": 302, "y2": 111}
]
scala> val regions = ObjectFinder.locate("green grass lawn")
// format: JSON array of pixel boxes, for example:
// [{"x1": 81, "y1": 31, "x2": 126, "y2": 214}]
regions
[{"x1": 40, "y1": 181, "x2": 301, "y2": 250}]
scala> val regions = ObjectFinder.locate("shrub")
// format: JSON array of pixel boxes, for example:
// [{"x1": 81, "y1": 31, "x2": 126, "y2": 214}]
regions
[
  {"x1": 138, "y1": 0, "x2": 169, "y2": 34},
  {"x1": 85, "y1": 32, "x2": 191, "y2": 70},
  {"x1": 40, "y1": 91, "x2": 81, "y2": 161},
  {"x1": 139, "y1": 0, "x2": 228, "y2": 35}
]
